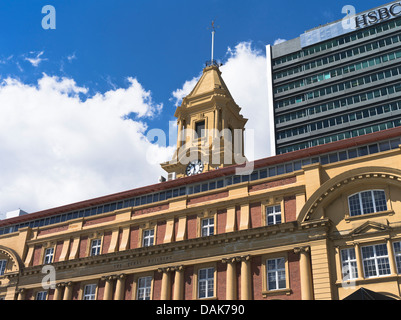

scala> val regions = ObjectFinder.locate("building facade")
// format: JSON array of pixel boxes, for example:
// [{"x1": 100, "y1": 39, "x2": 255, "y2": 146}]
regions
[
  {"x1": 2, "y1": 120, "x2": 401, "y2": 300},
  {"x1": 2, "y1": 55, "x2": 401, "y2": 300},
  {"x1": 267, "y1": 1, "x2": 401, "y2": 155}
]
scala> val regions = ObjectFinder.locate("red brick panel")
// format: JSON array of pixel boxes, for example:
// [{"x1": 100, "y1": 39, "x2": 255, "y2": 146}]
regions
[
  {"x1": 153, "y1": 270, "x2": 163, "y2": 300},
  {"x1": 130, "y1": 226, "x2": 139, "y2": 249},
  {"x1": 132, "y1": 204, "x2": 169, "y2": 217},
  {"x1": 217, "y1": 209, "x2": 227, "y2": 234},
  {"x1": 250, "y1": 202, "x2": 261, "y2": 228},
  {"x1": 38, "y1": 225, "x2": 68, "y2": 236},
  {"x1": 216, "y1": 262, "x2": 226, "y2": 300},
  {"x1": 54, "y1": 241, "x2": 64, "y2": 263},
  {"x1": 251, "y1": 256, "x2": 262, "y2": 300},
  {"x1": 184, "y1": 265, "x2": 194, "y2": 300},
  {"x1": 156, "y1": 221, "x2": 166, "y2": 245},
  {"x1": 124, "y1": 274, "x2": 134, "y2": 300},
  {"x1": 79, "y1": 236, "x2": 88, "y2": 258},
  {"x1": 71, "y1": 282, "x2": 81, "y2": 300},
  {"x1": 83, "y1": 215, "x2": 115, "y2": 227},
  {"x1": 288, "y1": 251, "x2": 301, "y2": 300},
  {"x1": 32, "y1": 245, "x2": 43, "y2": 266},
  {"x1": 187, "y1": 191, "x2": 229, "y2": 206},
  {"x1": 102, "y1": 231, "x2": 112, "y2": 254},
  {"x1": 187, "y1": 215, "x2": 197, "y2": 240},
  {"x1": 284, "y1": 196, "x2": 297, "y2": 222},
  {"x1": 249, "y1": 177, "x2": 296, "y2": 193}
]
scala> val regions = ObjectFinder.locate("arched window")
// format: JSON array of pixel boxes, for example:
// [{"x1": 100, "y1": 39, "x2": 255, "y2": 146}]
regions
[{"x1": 348, "y1": 190, "x2": 387, "y2": 216}]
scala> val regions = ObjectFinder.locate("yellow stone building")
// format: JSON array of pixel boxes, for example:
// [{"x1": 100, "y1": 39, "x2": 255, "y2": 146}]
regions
[{"x1": 1, "y1": 63, "x2": 401, "y2": 301}]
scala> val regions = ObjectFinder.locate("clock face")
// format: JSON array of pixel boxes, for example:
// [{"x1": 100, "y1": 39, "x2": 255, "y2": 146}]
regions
[{"x1": 186, "y1": 160, "x2": 204, "y2": 176}]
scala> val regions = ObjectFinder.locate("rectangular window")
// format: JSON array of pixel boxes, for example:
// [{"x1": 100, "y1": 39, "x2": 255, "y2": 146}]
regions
[
  {"x1": 83, "y1": 284, "x2": 97, "y2": 300},
  {"x1": 0, "y1": 260, "x2": 6, "y2": 276},
  {"x1": 393, "y1": 242, "x2": 401, "y2": 274},
  {"x1": 361, "y1": 244, "x2": 391, "y2": 278},
  {"x1": 36, "y1": 291, "x2": 48, "y2": 300},
  {"x1": 198, "y1": 267, "x2": 214, "y2": 299},
  {"x1": 90, "y1": 239, "x2": 101, "y2": 256},
  {"x1": 201, "y1": 218, "x2": 214, "y2": 237},
  {"x1": 267, "y1": 258, "x2": 286, "y2": 291},
  {"x1": 266, "y1": 205, "x2": 282, "y2": 226},
  {"x1": 43, "y1": 247, "x2": 54, "y2": 265},
  {"x1": 341, "y1": 248, "x2": 358, "y2": 280},
  {"x1": 137, "y1": 276, "x2": 152, "y2": 300},
  {"x1": 195, "y1": 120, "x2": 206, "y2": 138},
  {"x1": 142, "y1": 229, "x2": 155, "y2": 247}
]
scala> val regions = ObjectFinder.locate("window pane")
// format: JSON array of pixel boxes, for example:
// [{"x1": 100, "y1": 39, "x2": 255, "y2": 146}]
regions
[
  {"x1": 360, "y1": 191, "x2": 375, "y2": 214},
  {"x1": 349, "y1": 194, "x2": 362, "y2": 216},
  {"x1": 373, "y1": 191, "x2": 387, "y2": 212}
]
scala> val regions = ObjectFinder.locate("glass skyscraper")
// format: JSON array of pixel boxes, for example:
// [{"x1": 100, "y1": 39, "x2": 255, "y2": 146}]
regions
[{"x1": 267, "y1": 1, "x2": 401, "y2": 155}]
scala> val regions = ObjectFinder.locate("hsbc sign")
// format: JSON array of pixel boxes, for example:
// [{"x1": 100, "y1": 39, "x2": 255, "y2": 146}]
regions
[
  {"x1": 301, "y1": 1, "x2": 401, "y2": 48},
  {"x1": 355, "y1": 2, "x2": 401, "y2": 28}
]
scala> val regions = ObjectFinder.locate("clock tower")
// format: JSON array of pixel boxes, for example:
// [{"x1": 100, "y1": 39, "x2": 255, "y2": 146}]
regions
[{"x1": 160, "y1": 62, "x2": 248, "y2": 179}]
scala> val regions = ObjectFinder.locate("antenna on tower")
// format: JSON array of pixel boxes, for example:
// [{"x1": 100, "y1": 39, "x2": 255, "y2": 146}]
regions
[{"x1": 206, "y1": 20, "x2": 220, "y2": 67}]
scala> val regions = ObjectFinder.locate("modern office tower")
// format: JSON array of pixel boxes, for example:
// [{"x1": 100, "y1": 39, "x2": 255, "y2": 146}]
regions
[{"x1": 267, "y1": 1, "x2": 401, "y2": 155}]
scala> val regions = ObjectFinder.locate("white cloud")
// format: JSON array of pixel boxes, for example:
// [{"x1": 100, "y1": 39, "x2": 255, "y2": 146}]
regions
[
  {"x1": 170, "y1": 74, "x2": 201, "y2": 106},
  {"x1": 0, "y1": 74, "x2": 173, "y2": 215},
  {"x1": 24, "y1": 51, "x2": 47, "y2": 67},
  {"x1": 172, "y1": 42, "x2": 271, "y2": 162},
  {"x1": 273, "y1": 38, "x2": 287, "y2": 45}
]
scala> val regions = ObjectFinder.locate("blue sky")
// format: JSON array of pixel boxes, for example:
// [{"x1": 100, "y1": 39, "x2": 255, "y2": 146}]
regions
[
  {"x1": 0, "y1": 0, "x2": 385, "y2": 131},
  {"x1": 0, "y1": 0, "x2": 389, "y2": 215}
]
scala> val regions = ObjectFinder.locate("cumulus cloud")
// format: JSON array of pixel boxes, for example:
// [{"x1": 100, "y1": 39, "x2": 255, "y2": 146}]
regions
[
  {"x1": 0, "y1": 74, "x2": 173, "y2": 216},
  {"x1": 170, "y1": 75, "x2": 201, "y2": 107},
  {"x1": 172, "y1": 42, "x2": 271, "y2": 162}
]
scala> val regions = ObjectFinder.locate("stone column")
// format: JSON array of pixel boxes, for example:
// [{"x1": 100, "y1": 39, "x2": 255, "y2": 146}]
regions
[
  {"x1": 294, "y1": 246, "x2": 314, "y2": 300},
  {"x1": 240, "y1": 255, "x2": 252, "y2": 300},
  {"x1": 222, "y1": 258, "x2": 237, "y2": 300},
  {"x1": 173, "y1": 266, "x2": 184, "y2": 300},
  {"x1": 102, "y1": 276, "x2": 116, "y2": 300},
  {"x1": 53, "y1": 283, "x2": 64, "y2": 300},
  {"x1": 63, "y1": 282, "x2": 73, "y2": 300},
  {"x1": 114, "y1": 274, "x2": 126, "y2": 300},
  {"x1": 354, "y1": 242, "x2": 364, "y2": 280},
  {"x1": 158, "y1": 268, "x2": 172, "y2": 300}
]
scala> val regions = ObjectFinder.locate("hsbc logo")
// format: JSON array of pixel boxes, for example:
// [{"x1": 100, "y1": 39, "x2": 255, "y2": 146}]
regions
[{"x1": 355, "y1": 2, "x2": 401, "y2": 29}]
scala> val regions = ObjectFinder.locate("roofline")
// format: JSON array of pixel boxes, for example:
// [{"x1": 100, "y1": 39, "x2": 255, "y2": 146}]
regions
[{"x1": 2, "y1": 126, "x2": 401, "y2": 227}]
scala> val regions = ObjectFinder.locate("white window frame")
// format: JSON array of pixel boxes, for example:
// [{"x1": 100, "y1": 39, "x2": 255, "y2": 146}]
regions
[
  {"x1": 83, "y1": 284, "x2": 97, "y2": 300},
  {"x1": 137, "y1": 276, "x2": 152, "y2": 300},
  {"x1": 201, "y1": 218, "x2": 214, "y2": 237},
  {"x1": 340, "y1": 248, "x2": 358, "y2": 280},
  {"x1": 198, "y1": 267, "x2": 214, "y2": 299},
  {"x1": 43, "y1": 247, "x2": 54, "y2": 265},
  {"x1": 142, "y1": 229, "x2": 154, "y2": 247},
  {"x1": 266, "y1": 258, "x2": 286, "y2": 291},
  {"x1": 348, "y1": 190, "x2": 387, "y2": 217},
  {"x1": 36, "y1": 291, "x2": 48, "y2": 300},
  {"x1": 393, "y1": 241, "x2": 401, "y2": 274},
  {"x1": 361, "y1": 244, "x2": 391, "y2": 278},
  {"x1": 266, "y1": 205, "x2": 282, "y2": 226},
  {"x1": 0, "y1": 260, "x2": 7, "y2": 276},
  {"x1": 90, "y1": 239, "x2": 101, "y2": 256}
]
